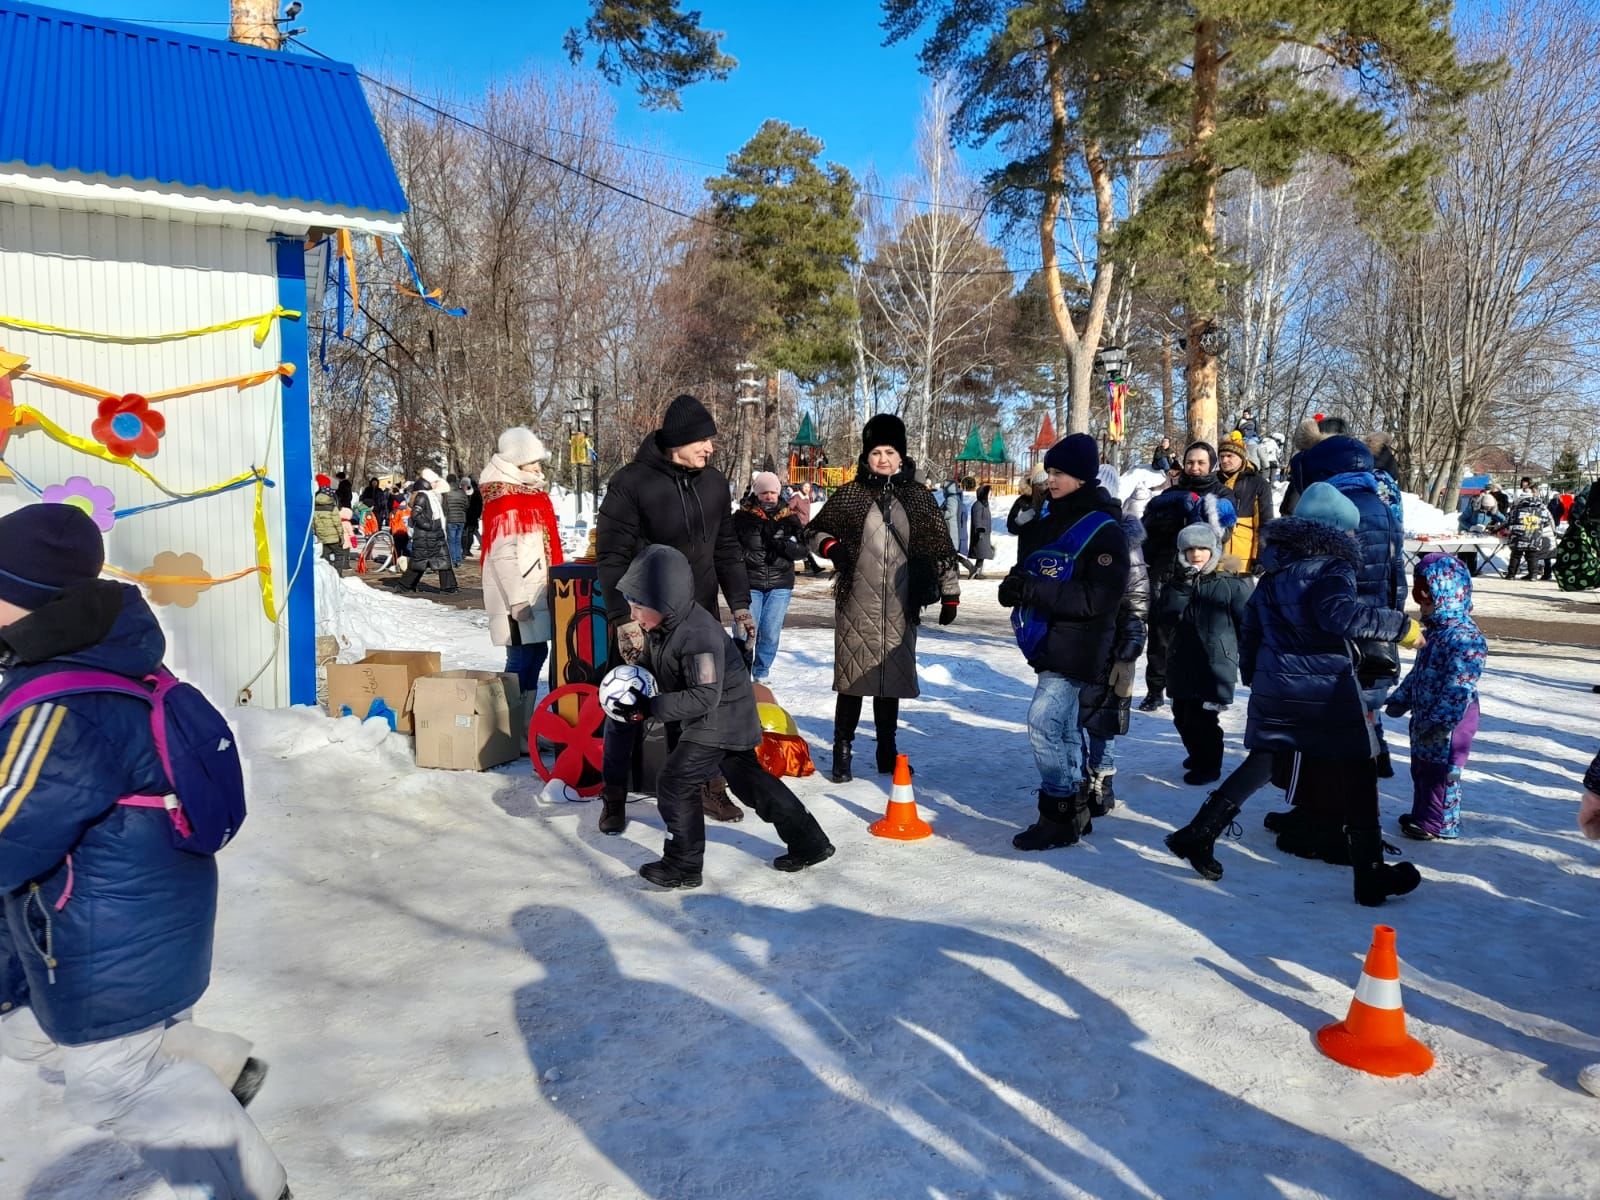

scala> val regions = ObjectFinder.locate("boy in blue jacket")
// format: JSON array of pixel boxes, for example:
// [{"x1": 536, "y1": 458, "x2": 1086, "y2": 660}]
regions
[
  {"x1": 0, "y1": 505, "x2": 288, "y2": 1200},
  {"x1": 1385, "y1": 554, "x2": 1487, "y2": 840}
]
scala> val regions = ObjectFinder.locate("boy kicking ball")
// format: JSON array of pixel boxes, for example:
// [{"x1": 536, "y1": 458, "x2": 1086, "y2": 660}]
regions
[{"x1": 608, "y1": 545, "x2": 833, "y2": 889}]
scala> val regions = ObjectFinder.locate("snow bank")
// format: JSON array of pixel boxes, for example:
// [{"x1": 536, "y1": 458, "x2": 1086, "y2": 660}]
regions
[
  {"x1": 313, "y1": 559, "x2": 499, "y2": 671},
  {"x1": 1403, "y1": 491, "x2": 1461, "y2": 537}
]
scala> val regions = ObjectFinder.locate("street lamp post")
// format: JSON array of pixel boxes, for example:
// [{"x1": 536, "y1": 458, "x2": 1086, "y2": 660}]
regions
[
  {"x1": 1095, "y1": 345, "x2": 1130, "y2": 472},
  {"x1": 735, "y1": 362, "x2": 762, "y2": 494}
]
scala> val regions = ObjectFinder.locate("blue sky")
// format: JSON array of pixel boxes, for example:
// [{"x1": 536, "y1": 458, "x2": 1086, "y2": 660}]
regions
[{"x1": 85, "y1": 2, "x2": 941, "y2": 186}]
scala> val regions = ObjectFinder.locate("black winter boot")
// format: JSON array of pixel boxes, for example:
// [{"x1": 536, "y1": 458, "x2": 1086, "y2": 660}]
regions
[
  {"x1": 231, "y1": 1057, "x2": 269, "y2": 1108},
  {"x1": 1013, "y1": 790, "x2": 1081, "y2": 851},
  {"x1": 1072, "y1": 781, "x2": 1095, "y2": 837},
  {"x1": 390, "y1": 567, "x2": 423, "y2": 592},
  {"x1": 1138, "y1": 692, "x2": 1163, "y2": 713},
  {"x1": 1262, "y1": 805, "x2": 1305, "y2": 834},
  {"x1": 1348, "y1": 827, "x2": 1421, "y2": 906},
  {"x1": 598, "y1": 783, "x2": 627, "y2": 836},
  {"x1": 1165, "y1": 791, "x2": 1244, "y2": 881},
  {"x1": 1276, "y1": 815, "x2": 1351, "y2": 865},
  {"x1": 876, "y1": 738, "x2": 899, "y2": 775},
  {"x1": 1086, "y1": 771, "x2": 1116, "y2": 817},
  {"x1": 830, "y1": 740, "x2": 853, "y2": 783},
  {"x1": 773, "y1": 841, "x2": 836, "y2": 872},
  {"x1": 639, "y1": 859, "x2": 703, "y2": 889},
  {"x1": 439, "y1": 568, "x2": 459, "y2": 594}
]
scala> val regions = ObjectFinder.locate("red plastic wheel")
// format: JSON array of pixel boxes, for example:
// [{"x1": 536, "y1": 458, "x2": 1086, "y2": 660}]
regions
[{"x1": 529, "y1": 683, "x2": 607, "y2": 797}]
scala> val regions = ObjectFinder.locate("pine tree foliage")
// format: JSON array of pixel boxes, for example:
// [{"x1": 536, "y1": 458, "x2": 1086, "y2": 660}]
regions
[
  {"x1": 565, "y1": 0, "x2": 735, "y2": 110},
  {"x1": 706, "y1": 120, "x2": 863, "y2": 381}
]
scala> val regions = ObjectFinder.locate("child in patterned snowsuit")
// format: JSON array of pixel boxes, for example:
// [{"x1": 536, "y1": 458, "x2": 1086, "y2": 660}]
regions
[{"x1": 1385, "y1": 553, "x2": 1487, "y2": 840}]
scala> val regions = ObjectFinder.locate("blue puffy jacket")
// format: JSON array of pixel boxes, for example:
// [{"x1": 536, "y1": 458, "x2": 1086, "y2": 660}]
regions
[
  {"x1": 1240, "y1": 518, "x2": 1411, "y2": 759},
  {"x1": 0, "y1": 583, "x2": 216, "y2": 1045},
  {"x1": 1290, "y1": 436, "x2": 1405, "y2": 612}
]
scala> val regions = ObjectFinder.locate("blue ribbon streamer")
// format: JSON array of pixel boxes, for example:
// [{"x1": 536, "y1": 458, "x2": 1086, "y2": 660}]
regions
[
  {"x1": 0, "y1": 456, "x2": 275, "y2": 517},
  {"x1": 393, "y1": 238, "x2": 468, "y2": 317}
]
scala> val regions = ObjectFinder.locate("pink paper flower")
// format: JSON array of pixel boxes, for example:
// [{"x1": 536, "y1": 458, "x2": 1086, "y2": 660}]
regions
[{"x1": 41, "y1": 475, "x2": 117, "y2": 532}]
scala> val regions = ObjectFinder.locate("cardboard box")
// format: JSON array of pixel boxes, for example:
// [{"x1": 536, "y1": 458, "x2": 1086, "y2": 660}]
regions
[
  {"x1": 412, "y1": 670, "x2": 524, "y2": 771},
  {"x1": 325, "y1": 650, "x2": 442, "y2": 734}
]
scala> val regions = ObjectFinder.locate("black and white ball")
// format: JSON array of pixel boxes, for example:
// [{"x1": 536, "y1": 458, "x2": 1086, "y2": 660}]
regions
[{"x1": 598, "y1": 664, "x2": 659, "y2": 720}]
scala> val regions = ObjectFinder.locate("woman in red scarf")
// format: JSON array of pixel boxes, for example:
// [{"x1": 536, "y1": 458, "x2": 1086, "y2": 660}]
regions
[{"x1": 480, "y1": 427, "x2": 564, "y2": 696}]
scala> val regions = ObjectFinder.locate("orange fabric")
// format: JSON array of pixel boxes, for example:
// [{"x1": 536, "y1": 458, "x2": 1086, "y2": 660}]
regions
[{"x1": 757, "y1": 732, "x2": 816, "y2": 779}]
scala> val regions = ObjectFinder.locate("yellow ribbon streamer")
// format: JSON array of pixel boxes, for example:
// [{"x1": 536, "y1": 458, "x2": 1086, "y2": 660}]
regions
[
  {"x1": 335, "y1": 229, "x2": 360, "y2": 311},
  {"x1": 105, "y1": 563, "x2": 262, "y2": 587},
  {"x1": 16, "y1": 362, "x2": 295, "y2": 403},
  {"x1": 253, "y1": 478, "x2": 279, "y2": 623},
  {"x1": 0, "y1": 307, "x2": 302, "y2": 348},
  {"x1": 8, "y1": 403, "x2": 264, "y2": 498}
]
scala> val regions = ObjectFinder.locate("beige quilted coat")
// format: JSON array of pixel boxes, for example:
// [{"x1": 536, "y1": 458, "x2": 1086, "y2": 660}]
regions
[{"x1": 821, "y1": 496, "x2": 959, "y2": 698}]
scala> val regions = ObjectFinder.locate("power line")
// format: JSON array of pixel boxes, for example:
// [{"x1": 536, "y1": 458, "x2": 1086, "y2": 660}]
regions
[{"x1": 290, "y1": 37, "x2": 1068, "y2": 277}]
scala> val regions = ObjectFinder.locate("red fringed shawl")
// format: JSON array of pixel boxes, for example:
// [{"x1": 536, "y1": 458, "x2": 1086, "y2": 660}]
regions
[{"x1": 480, "y1": 483, "x2": 564, "y2": 570}]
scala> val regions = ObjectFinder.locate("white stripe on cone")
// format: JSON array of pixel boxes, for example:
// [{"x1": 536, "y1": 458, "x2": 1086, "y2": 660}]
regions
[
  {"x1": 891, "y1": 782, "x2": 915, "y2": 804},
  {"x1": 1353, "y1": 973, "x2": 1404, "y2": 1010}
]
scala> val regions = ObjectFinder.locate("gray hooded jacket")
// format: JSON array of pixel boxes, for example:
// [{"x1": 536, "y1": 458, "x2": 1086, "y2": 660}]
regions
[{"x1": 618, "y1": 545, "x2": 762, "y2": 751}]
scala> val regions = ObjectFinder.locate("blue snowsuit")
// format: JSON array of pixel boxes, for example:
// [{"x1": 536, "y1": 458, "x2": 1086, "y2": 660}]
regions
[{"x1": 1386, "y1": 554, "x2": 1487, "y2": 838}]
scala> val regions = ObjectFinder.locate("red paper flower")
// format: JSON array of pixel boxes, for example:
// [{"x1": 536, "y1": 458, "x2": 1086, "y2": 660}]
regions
[{"x1": 92, "y1": 393, "x2": 165, "y2": 459}]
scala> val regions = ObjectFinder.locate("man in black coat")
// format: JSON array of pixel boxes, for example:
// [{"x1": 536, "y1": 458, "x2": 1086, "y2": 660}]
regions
[
  {"x1": 595, "y1": 394, "x2": 754, "y2": 835},
  {"x1": 335, "y1": 471, "x2": 353, "y2": 511}
]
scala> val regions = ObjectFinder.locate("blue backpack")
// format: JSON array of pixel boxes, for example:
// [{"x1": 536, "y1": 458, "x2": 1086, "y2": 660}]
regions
[
  {"x1": 1011, "y1": 510, "x2": 1117, "y2": 661},
  {"x1": 0, "y1": 667, "x2": 247, "y2": 854}
]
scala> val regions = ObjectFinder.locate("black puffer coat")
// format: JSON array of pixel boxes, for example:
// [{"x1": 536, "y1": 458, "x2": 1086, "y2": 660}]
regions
[
  {"x1": 1080, "y1": 516, "x2": 1150, "y2": 738},
  {"x1": 969, "y1": 488, "x2": 994, "y2": 562},
  {"x1": 1156, "y1": 562, "x2": 1254, "y2": 704},
  {"x1": 733, "y1": 497, "x2": 807, "y2": 592},
  {"x1": 1142, "y1": 474, "x2": 1232, "y2": 584},
  {"x1": 443, "y1": 485, "x2": 470, "y2": 525},
  {"x1": 408, "y1": 489, "x2": 451, "y2": 571},
  {"x1": 620, "y1": 545, "x2": 762, "y2": 751},
  {"x1": 597, "y1": 435, "x2": 752, "y2": 626},
  {"x1": 1240, "y1": 518, "x2": 1410, "y2": 759},
  {"x1": 1009, "y1": 485, "x2": 1130, "y2": 681}
]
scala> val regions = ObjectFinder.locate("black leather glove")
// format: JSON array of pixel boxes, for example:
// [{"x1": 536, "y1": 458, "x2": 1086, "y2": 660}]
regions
[
  {"x1": 938, "y1": 596, "x2": 959, "y2": 626},
  {"x1": 610, "y1": 690, "x2": 654, "y2": 724},
  {"x1": 996, "y1": 572, "x2": 1027, "y2": 609}
]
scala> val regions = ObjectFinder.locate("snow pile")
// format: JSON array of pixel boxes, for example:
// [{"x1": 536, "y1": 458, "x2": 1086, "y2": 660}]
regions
[
  {"x1": 1403, "y1": 491, "x2": 1462, "y2": 537},
  {"x1": 313, "y1": 559, "x2": 499, "y2": 671}
]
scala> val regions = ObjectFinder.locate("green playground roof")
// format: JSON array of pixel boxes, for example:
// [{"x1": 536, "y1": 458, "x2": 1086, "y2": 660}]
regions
[{"x1": 790, "y1": 413, "x2": 824, "y2": 447}]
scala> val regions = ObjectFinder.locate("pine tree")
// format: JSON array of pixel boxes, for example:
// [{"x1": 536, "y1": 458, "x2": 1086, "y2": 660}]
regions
[
  {"x1": 1110, "y1": 1, "x2": 1499, "y2": 446},
  {"x1": 706, "y1": 121, "x2": 863, "y2": 382},
  {"x1": 565, "y1": 1, "x2": 735, "y2": 110},
  {"x1": 1552, "y1": 445, "x2": 1583, "y2": 493}
]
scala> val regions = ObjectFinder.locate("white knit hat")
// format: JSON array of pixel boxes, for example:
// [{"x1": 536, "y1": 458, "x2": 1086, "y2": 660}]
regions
[{"x1": 498, "y1": 427, "x2": 549, "y2": 465}]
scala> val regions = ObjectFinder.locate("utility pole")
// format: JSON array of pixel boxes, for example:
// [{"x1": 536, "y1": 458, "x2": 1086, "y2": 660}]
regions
[{"x1": 231, "y1": 1, "x2": 303, "y2": 50}]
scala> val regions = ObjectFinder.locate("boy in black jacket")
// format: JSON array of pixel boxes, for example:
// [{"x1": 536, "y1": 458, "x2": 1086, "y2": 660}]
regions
[
  {"x1": 610, "y1": 546, "x2": 833, "y2": 889},
  {"x1": 997, "y1": 434, "x2": 1130, "y2": 850},
  {"x1": 1156, "y1": 523, "x2": 1253, "y2": 785}
]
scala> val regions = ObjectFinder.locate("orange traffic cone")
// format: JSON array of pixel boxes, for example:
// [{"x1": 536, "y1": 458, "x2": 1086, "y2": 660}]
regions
[
  {"x1": 1317, "y1": 924, "x2": 1433, "y2": 1077},
  {"x1": 869, "y1": 754, "x2": 931, "y2": 840}
]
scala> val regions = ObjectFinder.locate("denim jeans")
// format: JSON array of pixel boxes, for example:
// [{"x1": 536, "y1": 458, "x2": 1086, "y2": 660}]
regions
[
  {"x1": 1083, "y1": 731, "x2": 1116, "y2": 777},
  {"x1": 505, "y1": 642, "x2": 548, "y2": 699},
  {"x1": 447, "y1": 522, "x2": 464, "y2": 566},
  {"x1": 745, "y1": 587, "x2": 793, "y2": 680},
  {"x1": 1028, "y1": 671, "x2": 1090, "y2": 797}
]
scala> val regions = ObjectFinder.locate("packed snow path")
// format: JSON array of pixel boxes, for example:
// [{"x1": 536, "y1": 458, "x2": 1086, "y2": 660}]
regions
[{"x1": 4, "y1": 573, "x2": 1598, "y2": 1199}]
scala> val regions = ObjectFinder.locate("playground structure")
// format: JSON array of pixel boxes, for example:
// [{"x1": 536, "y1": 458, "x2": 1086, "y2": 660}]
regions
[
  {"x1": 954, "y1": 426, "x2": 1016, "y2": 489},
  {"x1": 786, "y1": 414, "x2": 853, "y2": 489}
]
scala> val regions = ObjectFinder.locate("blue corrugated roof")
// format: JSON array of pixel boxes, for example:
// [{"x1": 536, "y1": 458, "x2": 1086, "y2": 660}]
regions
[{"x1": 0, "y1": 2, "x2": 407, "y2": 216}]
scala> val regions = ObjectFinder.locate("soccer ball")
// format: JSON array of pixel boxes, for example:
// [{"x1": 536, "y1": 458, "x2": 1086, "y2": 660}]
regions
[{"x1": 598, "y1": 664, "x2": 659, "y2": 720}]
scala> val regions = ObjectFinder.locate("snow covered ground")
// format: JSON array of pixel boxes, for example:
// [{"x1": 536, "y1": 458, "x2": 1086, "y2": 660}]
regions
[{"x1": 5, "y1": 575, "x2": 1599, "y2": 1199}]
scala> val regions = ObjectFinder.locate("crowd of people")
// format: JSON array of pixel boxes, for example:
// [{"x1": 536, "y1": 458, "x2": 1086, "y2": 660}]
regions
[{"x1": 6, "y1": 397, "x2": 1599, "y2": 1199}]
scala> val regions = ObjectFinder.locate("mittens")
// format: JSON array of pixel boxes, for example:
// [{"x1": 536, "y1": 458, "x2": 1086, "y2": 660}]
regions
[{"x1": 938, "y1": 596, "x2": 959, "y2": 626}]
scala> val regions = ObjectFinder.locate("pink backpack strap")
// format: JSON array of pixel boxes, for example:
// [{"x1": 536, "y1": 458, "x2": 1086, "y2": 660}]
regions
[{"x1": 0, "y1": 669, "x2": 153, "y2": 728}]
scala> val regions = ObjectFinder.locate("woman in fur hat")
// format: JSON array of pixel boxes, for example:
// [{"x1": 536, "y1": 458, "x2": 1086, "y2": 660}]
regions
[
  {"x1": 479, "y1": 427, "x2": 564, "y2": 696},
  {"x1": 807, "y1": 414, "x2": 960, "y2": 782}
]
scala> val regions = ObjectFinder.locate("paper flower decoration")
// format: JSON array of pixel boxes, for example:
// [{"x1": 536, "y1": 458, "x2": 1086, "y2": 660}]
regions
[
  {"x1": 144, "y1": 551, "x2": 213, "y2": 608},
  {"x1": 92, "y1": 393, "x2": 165, "y2": 459},
  {"x1": 0, "y1": 374, "x2": 12, "y2": 458},
  {"x1": 41, "y1": 475, "x2": 117, "y2": 532}
]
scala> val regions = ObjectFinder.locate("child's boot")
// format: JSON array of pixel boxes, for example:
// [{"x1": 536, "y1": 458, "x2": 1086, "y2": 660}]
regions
[
  {"x1": 701, "y1": 777, "x2": 743, "y2": 822},
  {"x1": 1165, "y1": 791, "x2": 1243, "y2": 881},
  {"x1": 1348, "y1": 827, "x2": 1421, "y2": 906},
  {"x1": 1087, "y1": 770, "x2": 1117, "y2": 817},
  {"x1": 1013, "y1": 790, "x2": 1081, "y2": 851}
]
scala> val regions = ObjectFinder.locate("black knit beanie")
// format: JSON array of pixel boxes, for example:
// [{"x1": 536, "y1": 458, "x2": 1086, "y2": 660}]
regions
[
  {"x1": 0, "y1": 504, "x2": 106, "y2": 610},
  {"x1": 1042, "y1": 433, "x2": 1099, "y2": 483},
  {"x1": 861, "y1": 413, "x2": 908, "y2": 458},
  {"x1": 656, "y1": 394, "x2": 718, "y2": 450}
]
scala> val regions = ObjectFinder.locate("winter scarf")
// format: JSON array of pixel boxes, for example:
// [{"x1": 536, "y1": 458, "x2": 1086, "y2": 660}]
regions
[
  {"x1": 807, "y1": 457, "x2": 957, "y2": 598},
  {"x1": 478, "y1": 453, "x2": 562, "y2": 568}
]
